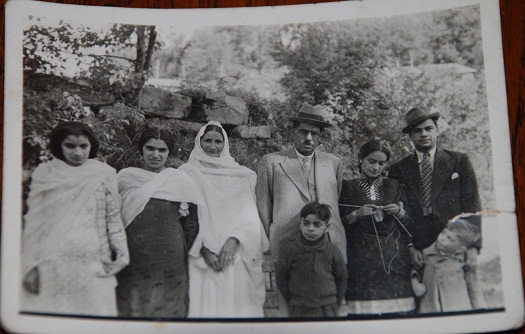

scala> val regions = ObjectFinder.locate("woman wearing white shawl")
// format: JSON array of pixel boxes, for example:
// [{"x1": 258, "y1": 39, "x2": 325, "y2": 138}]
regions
[
  {"x1": 21, "y1": 122, "x2": 129, "y2": 316},
  {"x1": 116, "y1": 128, "x2": 203, "y2": 318},
  {"x1": 179, "y1": 121, "x2": 269, "y2": 318}
]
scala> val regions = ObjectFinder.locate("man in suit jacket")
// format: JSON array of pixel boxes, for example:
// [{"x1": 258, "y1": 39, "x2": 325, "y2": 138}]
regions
[
  {"x1": 389, "y1": 107, "x2": 482, "y2": 269},
  {"x1": 256, "y1": 102, "x2": 347, "y2": 265}
]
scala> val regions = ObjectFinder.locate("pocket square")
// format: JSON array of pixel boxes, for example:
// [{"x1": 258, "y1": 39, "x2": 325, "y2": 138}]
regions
[{"x1": 451, "y1": 172, "x2": 459, "y2": 180}]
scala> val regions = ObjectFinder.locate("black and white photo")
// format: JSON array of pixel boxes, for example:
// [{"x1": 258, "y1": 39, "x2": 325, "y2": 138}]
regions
[{"x1": 2, "y1": 0, "x2": 523, "y2": 333}]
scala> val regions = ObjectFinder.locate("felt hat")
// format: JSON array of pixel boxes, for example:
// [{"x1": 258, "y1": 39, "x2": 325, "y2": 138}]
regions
[
  {"x1": 287, "y1": 102, "x2": 332, "y2": 128},
  {"x1": 402, "y1": 107, "x2": 440, "y2": 133}
]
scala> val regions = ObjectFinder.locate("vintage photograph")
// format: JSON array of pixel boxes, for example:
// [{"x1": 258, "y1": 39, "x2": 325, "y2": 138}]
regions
[{"x1": 2, "y1": 0, "x2": 522, "y2": 333}]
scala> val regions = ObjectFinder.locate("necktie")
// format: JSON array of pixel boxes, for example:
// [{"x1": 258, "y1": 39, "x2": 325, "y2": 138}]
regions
[
  {"x1": 421, "y1": 153, "x2": 432, "y2": 210},
  {"x1": 301, "y1": 157, "x2": 311, "y2": 174}
]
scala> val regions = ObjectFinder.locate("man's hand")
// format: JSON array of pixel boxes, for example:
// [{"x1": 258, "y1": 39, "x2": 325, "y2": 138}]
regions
[
  {"x1": 409, "y1": 247, "x2": 424, "y2": 269},
  {"x1": 411, "y1": 277, "x2": 427, "y2": 297}
]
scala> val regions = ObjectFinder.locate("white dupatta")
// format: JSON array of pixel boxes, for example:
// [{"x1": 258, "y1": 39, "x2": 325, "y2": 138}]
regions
[
  {"x1": 179, "y1": 121, "x2": 269, "y2": 261},
  {"x1": 22, "y1": 158, "x2": 119, "y2": 273},
  {"x1": 117, "y1": 167, "x2": 204, "y2": 228}
]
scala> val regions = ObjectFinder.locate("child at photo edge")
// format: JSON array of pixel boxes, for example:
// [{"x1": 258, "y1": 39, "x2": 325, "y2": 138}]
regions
[
  {"x1": 411, "y1": 219, "x2": 487, "y2": 313},
  {"x1": 275, "y1": 202, "x2": 348, "y2": 318}
]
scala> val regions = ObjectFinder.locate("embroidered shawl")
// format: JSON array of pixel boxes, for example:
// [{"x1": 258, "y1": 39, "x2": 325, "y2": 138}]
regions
[{"x1": 22, "y1": 158, "x2": 120, "y2": 273}]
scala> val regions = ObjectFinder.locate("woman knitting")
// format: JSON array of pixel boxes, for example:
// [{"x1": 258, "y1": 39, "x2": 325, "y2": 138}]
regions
[{"x1": 339, "y1": 140, "x2": 415, "y2": 315}]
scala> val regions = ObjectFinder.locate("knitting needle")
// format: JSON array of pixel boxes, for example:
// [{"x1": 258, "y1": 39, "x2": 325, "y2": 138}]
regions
[
  {"x1": 338, "y1": 204, "x2": 362, "y2": 208},
  {"x1": 339, "y1": 204, "x2": 412, "y2": 237},
  {"x1": 392, "y1": 214, "x2": 412, "y2": 238}
]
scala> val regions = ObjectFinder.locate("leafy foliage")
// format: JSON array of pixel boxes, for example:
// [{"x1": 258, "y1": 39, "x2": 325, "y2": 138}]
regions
[
  {"x1": 24, "y1": 19, "x2": 159, "y2": 106},
  {"x1": 23, "y1": 87, "x2": 145, "y2": 170},
  {"x1": 22, "y1": 5, "x2": 494, "y2": 209}
]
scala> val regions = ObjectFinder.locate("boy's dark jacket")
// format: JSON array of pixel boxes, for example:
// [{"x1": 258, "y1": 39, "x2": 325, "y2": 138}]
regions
[{"x1": 275, "y1": 232, "x2": 347, "y2": 308}]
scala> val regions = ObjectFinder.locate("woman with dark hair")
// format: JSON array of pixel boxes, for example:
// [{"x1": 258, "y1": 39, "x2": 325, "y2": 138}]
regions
[
  {"x1": 21, "y1": 121, "x2": 129, "y2": 316},
  {"x1": 339, "y1": 140, "x2": 415, "y2": 315},
  {"x1": 179, "y1": 121, "x2": 268, "y2": 318},
  {"x1": 116, "y1": 127, "x2": 203, "y2": 318},
  {"x1": 47, "y1": 121, "x2": 100, "y2": 160}
]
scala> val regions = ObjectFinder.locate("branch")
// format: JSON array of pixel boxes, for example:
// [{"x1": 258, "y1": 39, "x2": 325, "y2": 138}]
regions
[
  {"x1": 143, "y1": 26, "x2": 157, "y2": 75},
  {"x1": 29, "y1": 48, "x2": 136, "y2": 63},
  {"x1": 135, "y1": 26, "x2": 146, "y2": 73},
  {"x1": 86, "y1": 53, "x2": 135, "y2": 62}
]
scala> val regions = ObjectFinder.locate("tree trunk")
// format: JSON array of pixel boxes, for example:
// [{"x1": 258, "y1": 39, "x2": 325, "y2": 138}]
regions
[{"x1": 132, "y1": 25, "x2": 156, "y2": 112}]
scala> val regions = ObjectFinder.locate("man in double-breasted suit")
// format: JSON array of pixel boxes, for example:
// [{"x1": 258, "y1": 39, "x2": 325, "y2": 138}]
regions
[
  {"x1": 256, "y1": 103, "x2": 346, "y2": 266},
  {"x1": 389, "y1": 107, "x2": 482, "y2": 270}
]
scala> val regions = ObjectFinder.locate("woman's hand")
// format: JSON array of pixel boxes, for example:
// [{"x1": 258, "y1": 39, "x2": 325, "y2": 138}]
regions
[
  {"x1": 219, "y1": 237, "x2": 240, "y2": 269},
  {"x1": 22, "y1": 267, "x2": 39, "y2": 295},
  {"x1": 382, "y1": 204, "x2": 400, "y2": 215},
  {"x1": 346, "y1": 204, "x2": 385, "y2": 223},
  {"x1": 201, "y1": 246, "x2": 222, "y2": 272},
  {"x1": 353, "y1": 204, "x2": 379, "y2": 217}
]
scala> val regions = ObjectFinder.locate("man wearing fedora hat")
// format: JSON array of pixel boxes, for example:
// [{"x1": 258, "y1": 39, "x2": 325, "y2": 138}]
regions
[
  {"x1": 256, "y1": 102, "x2": 347, "y2": 316},
  {"x1": 389, "y1": 107, "x2": 482, "y2": 270}
]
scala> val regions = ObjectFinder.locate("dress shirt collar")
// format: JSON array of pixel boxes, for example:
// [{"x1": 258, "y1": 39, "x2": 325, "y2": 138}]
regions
[
  {"x1": 416, "y1": 146, "x2": 437, "y2": 164},
  {"x1": 294, "y1": 148, "x2": 315, "y2": 161}
]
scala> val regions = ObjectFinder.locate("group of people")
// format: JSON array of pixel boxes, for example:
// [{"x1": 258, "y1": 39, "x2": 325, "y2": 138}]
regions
[{"x1": 20, "y1": 102, "x2": 486, "y2": 319}]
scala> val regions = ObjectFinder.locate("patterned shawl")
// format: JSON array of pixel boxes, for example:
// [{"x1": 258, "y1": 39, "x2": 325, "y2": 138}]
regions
[{"x1": 22, "y1": 158, "x2": 119, "y2": 273}]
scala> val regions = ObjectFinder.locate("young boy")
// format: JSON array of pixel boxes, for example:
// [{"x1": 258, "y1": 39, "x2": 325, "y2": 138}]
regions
[
  {"x1": 411, "y1": 219, "x2": 487, "y2": 313},
  {"x1": 275, "y1": 202, "x2": 348, "y2": 318}
]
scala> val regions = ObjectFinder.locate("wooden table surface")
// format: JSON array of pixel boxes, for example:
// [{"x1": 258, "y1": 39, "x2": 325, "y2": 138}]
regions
[{"x1": 0, "y1": 0, "x2": 523, "y2": 333}]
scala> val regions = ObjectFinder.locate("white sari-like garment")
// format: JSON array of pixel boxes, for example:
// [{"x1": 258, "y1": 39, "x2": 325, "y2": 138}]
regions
[{"x1": 179, "y1": 121, "x2": 269, "y2": 318}]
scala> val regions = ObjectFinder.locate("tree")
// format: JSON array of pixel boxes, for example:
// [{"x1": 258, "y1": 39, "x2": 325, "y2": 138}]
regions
[
  {"x1": 23, "y1": 19, "x2": 159, "y2": 110},
  {"x1": 427, "y1": 6, "x2": 483, "y2": 68},
  {"x1": 179, "y1": 25, "x2": 285, "y2": 97},
  {"x1": 22, "y1": 19, "x2": 156, "y2": 172},
  {"x1": 372, "y1": 66, "x2": 493, "y2": 207},
  {"x1": 275, "y1": 23, "x2": 378, "y2": 148}
]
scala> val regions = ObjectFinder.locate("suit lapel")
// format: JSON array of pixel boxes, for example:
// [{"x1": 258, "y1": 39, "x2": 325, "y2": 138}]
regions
[
  {"x1": 313, "y1": 152, "x2": 327, "y2": 200},
  {"x1": 432, "y1": 148, "x2": 454, "y2": 201},
  {"x1": 314, "y1": 152, "x2": 328, "y2": 201},
  {"x1": 406, "y1": 153, "x2": 423, "y2": 200},
  {"x1": 279, "y1": 149, "x2": 310, "y2": 199}
]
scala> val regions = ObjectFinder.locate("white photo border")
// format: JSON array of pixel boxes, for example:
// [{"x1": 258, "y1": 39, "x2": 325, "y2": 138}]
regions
[{"x1": 3, "y1": 0, "x2": 523, "y2": 333}]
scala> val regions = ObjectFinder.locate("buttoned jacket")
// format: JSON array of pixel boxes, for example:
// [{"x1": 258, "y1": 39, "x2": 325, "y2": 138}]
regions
[
  {"x1": 256, "y1": 148, "x2": 346, "y2": 262},
  {"x1": 417, "y1": 242, "x2": 485, "y2": 313},
  {"x1": 389, "y1": 148, "x2": 481, "y2": 249}
]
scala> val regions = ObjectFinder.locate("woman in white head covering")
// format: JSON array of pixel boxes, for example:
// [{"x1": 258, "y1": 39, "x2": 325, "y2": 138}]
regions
[{"x1": 179, "y1": 121, "x2": 269, "y2": 318}]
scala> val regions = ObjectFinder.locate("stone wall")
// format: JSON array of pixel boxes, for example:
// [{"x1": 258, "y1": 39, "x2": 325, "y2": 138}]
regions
[
  {"x1": 143, "y1": 86, "x2": 280, "y2": 316},
  {"x1": 141, "y1": 86, "x2": 271, "y2": 139}
]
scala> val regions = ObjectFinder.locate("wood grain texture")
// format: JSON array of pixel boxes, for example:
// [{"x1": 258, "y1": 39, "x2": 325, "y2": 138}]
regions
[
  {"x1": 0, "y1": 0, "x2": 523, "y2": 333},
  {"x1": 501, "y1": 1, "x2": 525, "y2": 331}
]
